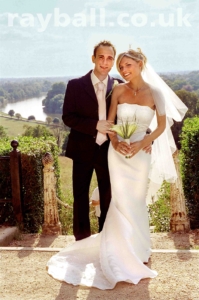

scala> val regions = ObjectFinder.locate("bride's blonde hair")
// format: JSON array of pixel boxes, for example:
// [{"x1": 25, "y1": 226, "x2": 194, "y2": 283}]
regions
[{"x1": 116, "y1": 48, "x2": 147, "y2": 72}]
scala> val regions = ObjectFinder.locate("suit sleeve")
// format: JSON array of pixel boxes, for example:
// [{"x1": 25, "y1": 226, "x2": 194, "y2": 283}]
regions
[{"x1": 62, "y1": 80, "x2": 98, "y2": 136}]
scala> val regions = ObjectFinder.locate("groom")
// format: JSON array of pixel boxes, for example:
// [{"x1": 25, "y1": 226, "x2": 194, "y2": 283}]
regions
[{"x1": 62, "y1": 40, "x2": 123, "y2": 240}]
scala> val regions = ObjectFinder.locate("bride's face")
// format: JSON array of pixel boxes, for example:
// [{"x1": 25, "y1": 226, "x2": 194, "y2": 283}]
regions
[{"x1": 119, "y1": 56, "x2": 142, "y2": 81}]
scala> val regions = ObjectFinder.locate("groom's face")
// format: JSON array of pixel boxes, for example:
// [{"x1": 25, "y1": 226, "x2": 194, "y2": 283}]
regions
[{"x1": 92, "y1": 45, "x2": 115, "y2": 79}]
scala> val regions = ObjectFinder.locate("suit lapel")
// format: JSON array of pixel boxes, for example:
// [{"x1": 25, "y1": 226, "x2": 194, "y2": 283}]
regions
[
  {"x1": 106, "y1": 76, "x2": 114, "y2": 99},
  {"x1": 83, "y1": 71, "x2": 98, "y2": 102}
]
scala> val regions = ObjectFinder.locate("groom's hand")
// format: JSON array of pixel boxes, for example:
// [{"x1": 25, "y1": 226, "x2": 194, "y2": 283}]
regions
[
  {"x1": 142, "y1": 128, "x2": 152, "y2": 154},
  {"x1": 96, "y1": 120, "x2": 113, "y2": 134},
  {"x1": 142, "y1": 144, "x2": 152, "y2": 154}
]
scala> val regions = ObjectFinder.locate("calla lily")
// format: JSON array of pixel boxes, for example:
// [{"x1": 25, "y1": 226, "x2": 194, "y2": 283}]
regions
[
  {"x1": 110, "y1": 124, "x2": 125, "y2": 137},
  {"x1": 110, "y1": 119, "x2": 137, "y2": 139},
  {"x1": 127, "y1": 123, "x2": 137, "y2": 137}
]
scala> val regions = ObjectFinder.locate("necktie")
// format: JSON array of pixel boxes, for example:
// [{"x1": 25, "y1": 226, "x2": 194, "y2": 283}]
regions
[{"x1": 96, "y1": 82, "x2": 107, "y2": 145}]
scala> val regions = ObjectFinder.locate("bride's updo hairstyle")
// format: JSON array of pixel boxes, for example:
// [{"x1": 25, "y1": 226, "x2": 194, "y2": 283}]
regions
[{"x1": 116, "y1": 48, "x2": 147, "y2": 72}]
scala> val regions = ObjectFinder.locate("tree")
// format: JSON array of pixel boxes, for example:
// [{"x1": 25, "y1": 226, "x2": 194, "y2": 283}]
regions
[
  {"x1": 46, "y1": 116, "x2": 52, "y2": 125},
  {"x1": 0, "y1": 80, "x2": 43, "y2": 102},
  {"x1": 53, "y1": 117, "x2": 60, "y2": 125},
  {"x1": 0, "y1": 96, "x2": 6, "y2": 108},
  {"x1": 28, "y1": 115, "x2": 36, "y2": 121},
  {"x1": 171, "y1": 90, "x2": 199, "y2": 148},
  {"x1": 176, "y1": 90, "x2": 199, "y2": 118},
  {"x1": 15, "y1": 113, "x2": 22, "y2": 120},
  {"x1": 182, "y1": 85, "x2": 193, "y2": 92},
  {"x1": 42, "y1": 82, "x2": 65, "y2": 113},
  {"x1": 23, "y1": 124, "x2": 53, "y2": 138},
  {"x1": 8, "y1": 109, "x2": 15, "y2": 117},
  {"x1": 0, "y1": 88, "x2": 5, "y2": 97}
]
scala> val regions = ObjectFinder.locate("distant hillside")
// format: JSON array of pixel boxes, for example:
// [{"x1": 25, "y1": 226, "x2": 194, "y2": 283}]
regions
[{"x1": 1, "y1": 70, "x2": 199, "y2": 109}]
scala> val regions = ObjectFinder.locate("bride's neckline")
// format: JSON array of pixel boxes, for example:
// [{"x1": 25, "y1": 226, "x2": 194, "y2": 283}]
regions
[{"x1": 118, "y1": 103, "x2": 155, "y2": 112}]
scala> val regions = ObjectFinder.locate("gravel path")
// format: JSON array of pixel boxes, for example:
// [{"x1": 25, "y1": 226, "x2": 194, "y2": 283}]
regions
[{"x1": 0, "y1": 231, "x2": 199, "y2": 300}]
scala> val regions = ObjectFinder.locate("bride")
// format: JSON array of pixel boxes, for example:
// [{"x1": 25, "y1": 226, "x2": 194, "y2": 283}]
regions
[{"x1": 47, "y1": 48, "x2": 187, "y2": 290}]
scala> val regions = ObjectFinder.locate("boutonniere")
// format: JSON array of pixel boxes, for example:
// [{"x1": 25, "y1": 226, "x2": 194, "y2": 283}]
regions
[{"x1": 106, "y1": 80, "x2": 119, "y2": 99}]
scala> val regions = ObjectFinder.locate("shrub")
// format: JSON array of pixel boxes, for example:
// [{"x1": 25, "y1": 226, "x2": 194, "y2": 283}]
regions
[
  {"x1": 148, "y1": 181, "x2": 171, "y2": 232},
  {"x1": 27, "y1": 115, "x2": 35, "y2": 121},
  {"x1": 22, "y1": 124, "x2": 53, "y2": 138},
  {"x1": 46, "y1": 116, "x2": 52, "y2": 125},
  {"x1": 8, "y1": 109, "x2": 15, "y2": 117},
  {"x1": 180, "y1": 117, "x2": 199, "y2": 229},
  {"x1": 0, "y1": 125, "x2": 7, "y2": 138},
  {"x1": 53, "y1": 117, "x2": 60, "y2": 124},
  {"x1": 0, "y1": 136, "x2": 61, "y2": 232},
  {"x1": 15, "y1": 113, "x2": 22, "y2": 119}
]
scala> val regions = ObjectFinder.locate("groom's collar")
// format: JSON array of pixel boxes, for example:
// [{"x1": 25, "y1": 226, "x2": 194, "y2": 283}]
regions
[{"x1": 90, "y1": 70, "x2": 108, "y2": 88}]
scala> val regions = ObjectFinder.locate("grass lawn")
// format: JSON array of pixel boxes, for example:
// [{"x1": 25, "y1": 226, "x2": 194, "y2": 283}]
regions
[
  {"x1": 0, "y1": 114, "x2": 99, "y2": 235},
  {"x1": 0, "y1": 115, "x2": 47, "y2": 138},
  {"x1": 58, "y1": 156, "x2": 98, "y2": 235}
]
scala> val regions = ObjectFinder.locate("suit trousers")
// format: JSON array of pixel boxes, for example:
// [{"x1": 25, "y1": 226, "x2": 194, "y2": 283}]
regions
[{"x1": 72, "y1": 140, "x2": 111, "y2": 241}]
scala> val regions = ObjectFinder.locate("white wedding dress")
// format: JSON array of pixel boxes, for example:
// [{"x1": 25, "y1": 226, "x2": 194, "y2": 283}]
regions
[{"x1": 47, "y1": 104, "x2": 158, "y2": 290}]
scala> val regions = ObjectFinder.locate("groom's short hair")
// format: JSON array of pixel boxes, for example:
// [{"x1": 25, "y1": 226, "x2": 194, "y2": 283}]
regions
[{"x1": 93, "y1": 40, "x2": 116, "y2": 58}]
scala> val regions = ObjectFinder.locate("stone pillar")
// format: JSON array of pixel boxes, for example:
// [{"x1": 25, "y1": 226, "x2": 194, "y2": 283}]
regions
[
  {"x1": 42, "y1": 152, "x2": 62, "y2": 235},
  {"x1": 170, "y1": 150, "x2": 190, "y2": 232}
]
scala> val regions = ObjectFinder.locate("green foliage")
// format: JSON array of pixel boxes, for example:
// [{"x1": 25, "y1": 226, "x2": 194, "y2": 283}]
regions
[
  {"x1": 0, "y1": 136, "x2": 61, "y2": 232},
  {"x1": 180, "y1": 117, "x2": 199, "y2": 229},
  {"x1": 148, "y1": 181, "x2": 171, "y2": 232},
  {"x1": 22, "y1": 124, "x2": 53, "y2": 138},
  {"x1": 46, "y1": 116, "x2": 52, "y2": 125},
  {"x1": 15, "y1": 113, "x2": 22, "y2": 120},
  {"x1": 0, "y1": 96, "x2": 6, "y2": 108},
  {"x1": 42, "y1": 82, "x2": 65, "y2": 114},
  {"x1": 161, "y1": 70, "x2": 199, "y2": 92},
  {"x1": 0, "y1": 125, "x2": 8, "y2": 138},
  {"x1": 53, "y1": 117, "x2": 60, "y2": 124},
  {"x1": 171, "y1": 90, "x2": 199, "y2": 149},
  {"x1": 0, "y1": 87, "x2": 5, "y2": 97},
  {"x1": 61, "y1": 131, "x2": 69, "y2": 155},
  {"x1": 0, "y1": 79, "x2": 50, "y2": 103},
  {"x1": 176, "y1": 90, "x2": 199, "y2": 118},
  {"x1": 28, "y1": 115, "x2": 35, "y2": 121},
  {"x1": 8, "y1": 109, "x2": 15, "y2": 117}
]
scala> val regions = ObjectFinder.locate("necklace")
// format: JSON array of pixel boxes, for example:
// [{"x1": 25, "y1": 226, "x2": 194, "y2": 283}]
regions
[{"x1": 128, "y1": 84, "x2": 147, "y2": 96}]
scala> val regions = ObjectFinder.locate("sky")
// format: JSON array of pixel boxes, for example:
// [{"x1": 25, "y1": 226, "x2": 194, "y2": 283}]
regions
[{"x1": 0, "y1": 0, "x2": 199, "y2": 78}]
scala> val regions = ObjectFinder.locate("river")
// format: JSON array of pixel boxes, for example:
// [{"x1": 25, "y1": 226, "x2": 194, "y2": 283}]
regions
[{"x1": 1, "y1": 96, "x2": 52, "y2": 122}]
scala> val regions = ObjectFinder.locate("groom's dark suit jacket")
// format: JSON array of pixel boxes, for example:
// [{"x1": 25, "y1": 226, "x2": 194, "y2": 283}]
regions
[{"x1": 62, "y1": 70, "x2": 122, "y2": 161}]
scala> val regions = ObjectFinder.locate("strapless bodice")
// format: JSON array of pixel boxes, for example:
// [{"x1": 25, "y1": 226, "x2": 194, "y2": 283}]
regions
[{"x1": 117, "y1": 103, "x2": 155, "y2": 142}]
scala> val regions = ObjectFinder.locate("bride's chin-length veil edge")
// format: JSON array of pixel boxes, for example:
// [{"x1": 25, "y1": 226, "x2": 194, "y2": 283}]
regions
[{"x1": 142, "y1": 64, "x2": 188, "y2": 202}]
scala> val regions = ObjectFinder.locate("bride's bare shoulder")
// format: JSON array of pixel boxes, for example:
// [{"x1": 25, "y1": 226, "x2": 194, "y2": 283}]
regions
[
  {"x1": 116, "y1": 82, "x2": 127, "y2": 88},
  {"x1": 113, "y1": 83, "x2": 128, "y2": 93}
]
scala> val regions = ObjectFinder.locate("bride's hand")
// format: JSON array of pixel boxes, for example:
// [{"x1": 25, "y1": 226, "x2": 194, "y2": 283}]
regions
[
  {"x1": 113, "y1": 141, "x2": 131, "y2": 155},
  {"x1": 129, "y1": 141, "x2": 142, "y2": 157}
]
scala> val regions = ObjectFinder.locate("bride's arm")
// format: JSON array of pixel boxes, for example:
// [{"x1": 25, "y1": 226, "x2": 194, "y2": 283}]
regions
[
  {"x1": 107, "y1": 86, "x2": 130, "y2": 155},
  {"x1": 130, "y1": 111, "x2": 166, "y2": 155}
]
